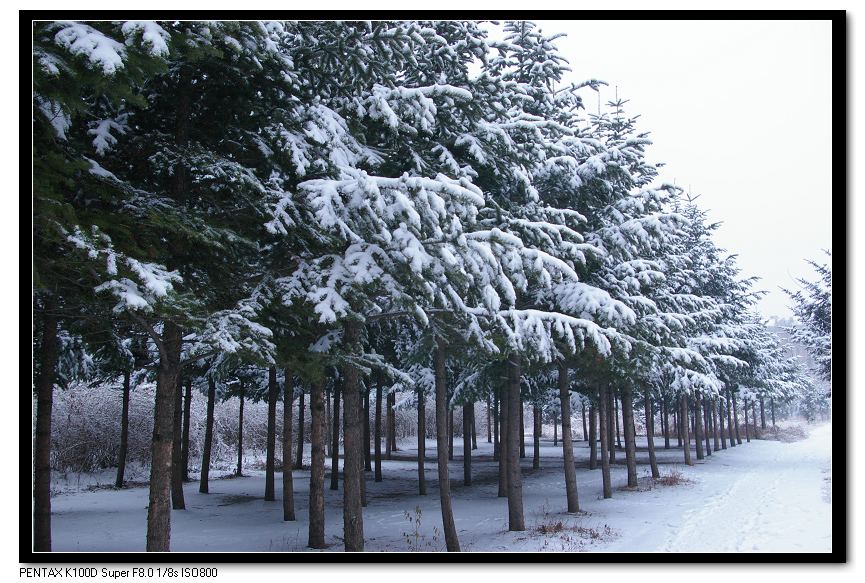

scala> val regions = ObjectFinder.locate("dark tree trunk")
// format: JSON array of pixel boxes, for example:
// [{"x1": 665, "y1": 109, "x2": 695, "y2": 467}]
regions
[
  {"x1": 325, "y1": 387, "x2": 331, "y2": 458},
  {"x1": 771, "y1": 398, "x2": 776, "y2": 427},
  {"x1": 434, "y1": 343, "x2": 460, "y2": 551},
  {"x1": 532, "y1": 405, "x2": 541, "y2": 470},
  {"x1": 34, "y1": 301, "x2": 59, "y2": 552},
  {"x1": 704, "y1": 399, "x2": 713, "y2": 456},
  {"x1": 364, "y1": 386, "x2": 372, "y2": 472},
  {"x1": 330, "y1": 377, "x2": 341, "y2": 491},
  {"x1": 448, "y1": 407, "x2": 454, "y2": 461},
  {"x1": 614, "y1": 393, "x2": 622, "y2": 449},
  {"x1": 265, "y1": 366, "x2": 279, "y2": 501},
  {"x1": 146, "y1": 321, "x2": 182, "y2": 552},
  {"x1": 588, "y1": 404, "x2": 598, "y2": 470},
  {"x1": 663, "y1": 399, "x2": 670, "y2": 449},
  {"x1": 581, "y1": 402, "x2": 588, "y2": 442},
  {"x1": 308, "y1": 380, "x2": 326, "y2": 549},
  {"x1": 694, "y1": 391, "x2": 705, "y2": 460},
  {"x1": 558, "y1": 363, "x2": 579, "y2": 512},
  {"x1": 607, "y1": 386, "x2": 616, "y2": 464},
  {"x1": 115, "y1": 369, "x2": 131, "y2": 488},
  {"x1": 493, "y1": 391, "x2": 500, "y2": 462},
  {"x1": 759, "y1": 397, "x2": 767, "y2": 429},
  {"x1": 235, "y1": 383, "x2": 245, "y2": 477},
  {"x1": 712, "y1": 399, "x2": 721, "y2": 452},
  {"x1": 726, "y1": 393, "x2": 736, "y2": 447},
  {"x1": 718, "y1": 396, "x2": 728, "y2": 450},
  {"x1": 731, "y1": 389, "x2": 742, "y2": 444},
  {"x1": 598, "y1": 383, "x2": 612, "y2": 498},
  {"x1": 390, "y1": 392, "x2": 399, "y2": 452},
  {"x1": 171, "y1": 375, "x2": 185, "y2": 510},
  {"x1": 622, "y1": 385, "x2": 637, "y2": 487},
  {"x1": 417, "y1": 391, "x2": 426, "y2": 495},
  {"x1": 295, "y1": 391, "x2": 305, "y2": 470},
  {"x1": 675, "y1": 409, "x2": 682, "y2": 447},
  {"x1": 471, "y1": 405, "x2": 478, "y2": 450},
  {"x1": 282, "y1": 368, "x2": 295, "y2": 521},
  {"x1": 506, "y1": 356, "x2": 525, "y2": 530},
  {"x1": 498, "y1": 384, "x2": 509, "y2": 498},
  {"x1": 553, "y1": 413, "x2": 558, "y2": 446},
  {"x1": 463, "y1": 401, "x2": 472, "y2": 486},
  {"x1": 744, "y1": 399, "x2": 751, "y2": 442},
  {"x1": 644, "y1": 388, "x2": 660, "y2": 479},
  {"x1": 341, "y1": 321, "x2": 364, "y2": 552},
  {"x1": 199, "y1": 376, "x2": 216, "y2": 493},
  {"x1": 181, "y1": 379, "x2": 192, "y2": 482},
  {"x1": 374, "y1": 381, "x2": 383, "y2": 482},
  {"x1": 519, "y1": 395, "x2": 526, "y2": 459},
  {"x1": 681, "y1": 394, "x2": 693, "y2": 466},
  {"x1": 385, "y1": 392, "x2": 392, "y2": 460},
  {"x1": 486, "y1": 395, "x2": 492, "y2": 443}
]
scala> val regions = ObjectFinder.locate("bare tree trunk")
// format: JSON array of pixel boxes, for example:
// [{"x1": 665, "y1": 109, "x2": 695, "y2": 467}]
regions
[
  {"x1": 448, "y1": 407, "x2": 454, "y2": 461},
  {"x1": 486, "y1": 396, "x2": 492, "y2": 443},
  {"x1": 731, "y1": 389, "x2": 742, "y2": 444},
  {"x1": 199, "y1": 375, "x2": 216, "y2": 493},
  {"x1": 588, "y1": 404, "x2": 598, "y2": 470},
  {"x1": 771, "y1": 398, "x2": 776, "y2": 427},
  {"x1": 493, "y1": 391, "x2": 500, "y2": 462},
  {"x1": 712, "y1": 399, "x2": 721, "y2": 452},
  {"x1": 718, "y1": 397, "x2": 728, "y2": 450},
  {"x1": 675, "y1": 409, "x2": 682, "y2": 447},
  {"x1": 703, "y1": 398, "x2": 712, "y2": 456},
  {"x1": 553, "y1": 413, "x2": 557, "y2": 446},
  {"x1": 330, "y1": 377, "x2": 341, "y2": 491},
  {"x1": 417, "y1": 391, "x2": 426, "y2": 495},
  {"x1": 146, "y1": 320, "x2": 182, "y2": 552},
  {"x1": 171, "y1": 375, "x2": 185, "y2": 510},
  {"x1": 663, "y1": 399, "x2": 670, "y2": 449},
  {"x1": 308, "y1": 380, "x2": 326, "y2": 549},
  {"x1": 282, "y1": 369, "x2": 295, "y2": 521},
  {"x1": 694, "y1": 391, "x2": 704, "y2": 460},
  {"x1": 325, "y1": 387, "x2": 331, "y2": 458},
  {"x1": 744, "y1": 399, "x2": 751, "y2": 442},
  {"x1": 374, "y1": 380, "x2": 383, "y2": 482},
  {"x1": 532, "y1": 405, "x2": 541, "y2": 470},
  {"x1": 181, "y1": 379, "x2": 192, "y2": 482},
  {"x1": 558, "y1": 363, "x2": 579, "y2": 512},
  {"x1": 506, "y1": 356, "x2": 525, "y2": 530},
  {"x1": 116, "y1": 369, "x2": 131, "y2": 488},
  {"x1": 581, "y1": 402, "x2": 588, "y2": 442},
  {"x1": 608, "y1": 386, "x2": 616, "y2": 464},
  {"x1": 236, "y1": 383, "x2": 245, "y2": 477},
  {"x1": 498, "y1": 384, "x2": 508, "y2": 497},
  {"x1": 471, "y1": 405, "x2": 478, "y2": 450},
  {"x1": 34, "y1": 301, "x2": 59, "y2": 552},
  {"x1": 614, "y1": 392, "x2": 622, "y2": 450},
  {"x1": 434, "y1": 343, "x2": 460, "y2": 552},
  {"x1": 680, "y1": 394, "x2": 693, "y2": 466},
  {"x1": 463, "y1": 401, "x2": 472, "y2": 486},
  {"x1": 519, "y1": 395, "x2": 526, "y2": 459},
  {"x1": 341, "y1": 321, "x2": 364, "y2": 552},
  {"x1": 295, "y1": 391, "x2": 305, "y2": 470},
  {"x1": 265, "y1": 366, "x2": 279, "y2": 501},
  {"x1": 622, "y1": 385, "x2": 637, "y2": 487},
  {"x1": 391, "y1": 392, "x2": 399, "y2": 452},
  {"x1": 598, "y1": 383, "x2": 612, "y2": 498},
  {"x1": 726, "y1": 392, "x2": 736, "y2": 447},
  {"x1": 364, "y1": 386, "x2": 372, "y2": 472},
  {"x1": 644, "y1": 388, "x2": 660, "y2": 479},
  {"x1": 759, "y1": 397, "x2": 767, "y2": 429}
]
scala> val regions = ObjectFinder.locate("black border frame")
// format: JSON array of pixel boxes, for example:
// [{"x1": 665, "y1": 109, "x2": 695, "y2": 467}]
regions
[{"x1": 22, "y1": 8, "x2": 847, "y2": 564}]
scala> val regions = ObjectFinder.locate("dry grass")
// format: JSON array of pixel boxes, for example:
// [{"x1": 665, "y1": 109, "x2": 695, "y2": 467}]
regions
[
  {"x1": 654, "y1": 469, "x2": 693, "y2": 487},
  {"x1": 755, "y1": 424, "x2": 808, "y2": 443}
]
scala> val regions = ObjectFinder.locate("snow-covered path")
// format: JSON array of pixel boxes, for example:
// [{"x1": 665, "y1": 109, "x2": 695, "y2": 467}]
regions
[{"x1": 50, "y1": 422, "x2": 832, "y2": 553}]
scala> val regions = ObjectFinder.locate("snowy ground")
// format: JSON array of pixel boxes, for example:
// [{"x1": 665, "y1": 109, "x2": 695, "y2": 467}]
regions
[{"x1": 50, "y1": 422, "x2": 832, "y2": 553}]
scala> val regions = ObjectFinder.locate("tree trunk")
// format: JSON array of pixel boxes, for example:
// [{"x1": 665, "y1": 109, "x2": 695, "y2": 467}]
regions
[
  {"x1": 497, "y1": 384, "x2": 508, "y2": 497},
  {"x1": 694, "y1": 391, "x2": 704, "y2": 460},
  {"x1": 675, "y1": 409, "x2": 682, "y2": 447},
  {"x1": 374, "y1": 381, "x2": 383, "y2": 482},
  {"x1": 146, "y1": 320, "x2": 182, "y2": 552},
  {"x1": 644, "y1": 388, "x2": 660, "y2": 479},
  {"x1": 181, "y1": 379, "x2": 192, "y2": 482},
  {"x1": 463, "y1": 401, "x2": 472, "y2": 486},
  {"x1": 330, "y1": 377, "x2": 341, "y2": 491},
  {"x1": 614, "y1": 393, "x2": 622, "y2": 449},
  {"x1": 532, "y1": 405, "x2": 541, "y2": 470},
  {"x1": 553, "y1": 413, "x2": 558, "y2": 446},
  {"x1": 265, "y1": 366, "x2": 279, "y2": 501},
  {"x1": 598, "y1": 383, "x2": 612, "y2": 498},
  {"x1": 364, "y1": 386, "x2": 372, "y2": 472},
  {"x1": 236, "y1": 383, "x2": 245, "y2": 477},
  {"x1": 759, "y1": 397, "x2": 767, "y2": 429},
  {"x1": 115, "y1": 369, "x2": 131, "y2": 488},
  {"x1": 519, "y1": 395, "x2": 526, "y2": 459},
  {"x1": 34, "y1": 301, "x2": 59, "y2": 552},
  {"x1": 471, "y1": 405, "x2": 478, "y2": 450},
  {"x1": 325, "y1": 387, "x2": 331, "y2": 458},
  {"x1": 731, "y1": 389, "x2": 742, "y2": 444},
  {"x1": 581, "y1": 402, "x2": 588, "y2": 442},
  {"x1": 417, "y1": 391, "x2": 426, "y2": 495},
  {"x1": 680, "y1": 394, "x2": 693, "y2": 466},
  {"x1": 558, "y1": 363, "x2": 579, "y2": 512},
  {"x1": 486, "y1": 395, "x2": 492, "y2": 443},
  {"x1": 391, "y1": 392, "x2": 399, "y2": 452},
  {"x1": 341, "y1": 321, "x2": 364, "y2": 552},
  {"x1": 607, "y1": 386, "x2": 616, "y2": 464},
  {"x1": 506, "y1": 355, "x2": 525, "y2": 530},
  {"x1": 712, "y1": 399, "x2": 721, "y2": 452},
  {"x1": 704, "y1": 399, "x2": 713, "y2": 456},
  {"x1": 448, "y1": 407, "x2": 454, "y2": 461},
  {"x1": 199, "y1": 375, "x2": 216, "y2": 493},
  {"x1": 663, "y1": 399, "x2": 670, "y2": 449},
  {"x1": 744, "y1": 399, "x2": 751, "y2": 442},
  {"x1": 588, "y1": 404, "x2": 598, "y2": 470},
  {"x1": 282, "y1": 368, "x2": 295, "y2": 521},
  {"x1": 171, "y1": 375, "x2": 185, "y2": 510},
  {"x1": 622, "y1": 385, "x2": 637, "y2": 487},
  {"x1": 726, "y1": 393, "x2": 736, "y2": 447},
  {"x1": 718, "y1": 397, "x2": 727, "y2": 450},
  {"x1": 493, "y1": 390, "x2": 500, "y2": 462},
  {"x1": 771, "y1": 398, "x2": 776, "y2": 427},
  {"x1": 295, "y1": 391, "x2": 305, "y2": 470},
  {"x1": 434, "y1": 343, "x2": 460, "y2": 551},
  {"x1": 308, "y1": 380, "x2": 326, "y2": 549}
]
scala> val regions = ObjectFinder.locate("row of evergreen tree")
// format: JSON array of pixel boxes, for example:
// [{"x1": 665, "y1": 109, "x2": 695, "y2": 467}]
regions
[{"x1": 33, "y1": 20, "x2": 829, "y2": 553}]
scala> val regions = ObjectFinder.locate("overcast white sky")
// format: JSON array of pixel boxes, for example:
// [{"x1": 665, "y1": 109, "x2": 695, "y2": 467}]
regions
[{"x1": 527, "y1": 19, "x2": 833, "y2": 319}]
